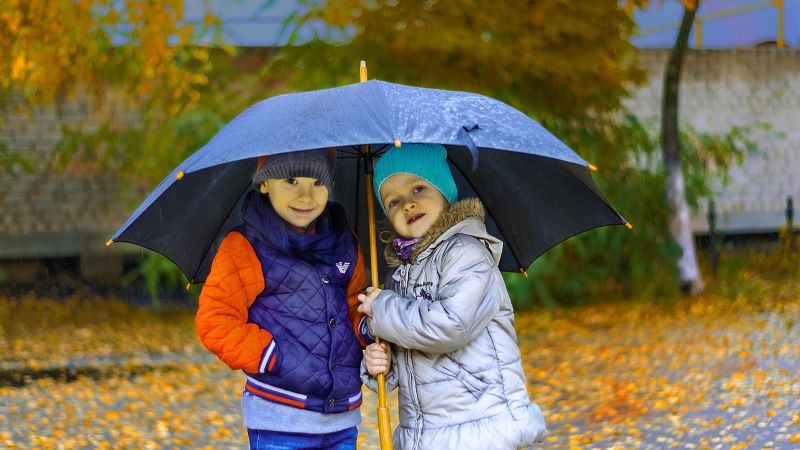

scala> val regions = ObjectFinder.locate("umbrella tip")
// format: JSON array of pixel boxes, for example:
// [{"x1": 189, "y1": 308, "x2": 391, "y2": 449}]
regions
[
  {"x1": 625, "y1": 222, "x2": 634, "y2": 230},
  {"x1": 186, "y1": 280, "x2": 193, "y2": 291},
  {"x1": 394, "y1": 139, "x2": 401, "y2": 148},
  {"x1": 176, "y1": 171, "x2": 185, "y2": 180},
  {"x1": 360, "y1": 61, "x2": 368, "y2": 82},
  {"x1": 105, "y1": 239, "x2": 113, "y2": 247},
  {"x1": 588, "y1": 164, "x2": 598, "y2": 172},
  {"x1": 519, "y1": 268, "x2": 528, "y2": 278}
]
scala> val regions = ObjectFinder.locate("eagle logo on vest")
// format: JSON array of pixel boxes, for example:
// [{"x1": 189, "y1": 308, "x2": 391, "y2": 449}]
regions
[{"x1": 335, "y1": 262, "x2": 351, "y2": 274}]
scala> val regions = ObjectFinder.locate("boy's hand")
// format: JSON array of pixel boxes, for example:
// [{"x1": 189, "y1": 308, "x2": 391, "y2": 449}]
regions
[
  {"x1": 365, "y1": 342, "x2": 392, "y2": 376},
  {"x1": 357, "y1": 286, "x2": 382, "y2": 317}
]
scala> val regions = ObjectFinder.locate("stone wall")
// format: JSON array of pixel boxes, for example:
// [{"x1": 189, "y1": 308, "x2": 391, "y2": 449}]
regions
[
  {"x1": 0, "y1": 94, "x2": 134, "y2": 281},
  {"x1": 624, "y1": 49, "x2": 800, "y2": 233}
]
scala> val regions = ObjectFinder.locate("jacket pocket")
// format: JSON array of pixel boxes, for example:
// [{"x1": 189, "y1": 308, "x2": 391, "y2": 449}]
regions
[
  {"x1": 434, "y1": 355, "x2": 489, "y2": 400},
  {"x1": 260, "y1": 336, "x2": 280, "y2": 374}
]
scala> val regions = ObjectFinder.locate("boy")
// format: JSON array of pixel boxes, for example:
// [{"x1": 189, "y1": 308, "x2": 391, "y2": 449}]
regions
[
  {"x1": 358, "y1": 143, "x2": 547, "y2": 449},
  {"x1": 196, "y1": 149, "x2": 371, "y2": 449}
]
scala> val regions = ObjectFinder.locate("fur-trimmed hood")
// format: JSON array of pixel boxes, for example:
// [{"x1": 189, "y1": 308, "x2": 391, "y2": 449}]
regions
[{"x1": 383, "y1": 197, "x2": 503, "y2": 267}]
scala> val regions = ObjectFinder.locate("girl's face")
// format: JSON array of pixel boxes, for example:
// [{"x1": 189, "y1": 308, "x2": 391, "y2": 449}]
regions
[
  {"x1": 380, "y1": 173, "x2": 449, "y2": 239},
  {"x1": 262, "y1": 177, "x2": 328, "y2": 232}
]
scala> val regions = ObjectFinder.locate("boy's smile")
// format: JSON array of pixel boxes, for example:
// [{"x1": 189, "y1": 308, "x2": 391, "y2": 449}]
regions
[
  {"x1": 380, "y1": 173, "x2": 450, "y2": 239},
  {"x1": 262, "y1": 177, "x2": 328, "y2": 232}
]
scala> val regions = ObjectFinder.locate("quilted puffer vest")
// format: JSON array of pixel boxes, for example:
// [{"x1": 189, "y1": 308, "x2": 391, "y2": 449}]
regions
[{"x1": 238, "y1": 191, "x2": 363, "y2": 413}]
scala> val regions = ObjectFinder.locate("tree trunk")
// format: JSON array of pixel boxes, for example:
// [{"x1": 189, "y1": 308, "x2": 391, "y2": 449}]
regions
[{"x1": 661, "y1": 2, "x2": 704, "y2": 295}]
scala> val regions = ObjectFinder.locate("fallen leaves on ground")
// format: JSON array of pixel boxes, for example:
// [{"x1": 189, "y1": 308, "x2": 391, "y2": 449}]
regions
[
  {"x1": 0, "y1": 297, "x2": 199, "y2": 370},
  {"x1": 1, "y1": 267, "x2": 798, "y2": 449},
  {"x1": 516, "y1": 277, "x2": 800, "y2": 449}
]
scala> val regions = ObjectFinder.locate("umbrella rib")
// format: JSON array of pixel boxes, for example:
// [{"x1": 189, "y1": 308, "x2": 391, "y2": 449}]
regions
[
  {"x1": 338, "y1": 144, "x2": 390, "y2": 158},
  {"x1": 374, "y1": 144, "x2": 390, "y2": 156},
  {"x1": 338, "y1": 146, "x2": 361, "y2": 156},
  {"x1": 446, "y1": 153, "x2": 527, "y2": 272}
]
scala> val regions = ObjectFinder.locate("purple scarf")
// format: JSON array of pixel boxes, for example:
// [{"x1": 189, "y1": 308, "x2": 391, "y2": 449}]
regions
[{"x1": 391, "y1": 237, "x2": 420, "y2": 263}]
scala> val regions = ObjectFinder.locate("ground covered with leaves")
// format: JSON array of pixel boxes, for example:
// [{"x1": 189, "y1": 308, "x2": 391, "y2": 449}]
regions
[{"x1": 1, "y1": 253, "x2": 798, "y2": 449}]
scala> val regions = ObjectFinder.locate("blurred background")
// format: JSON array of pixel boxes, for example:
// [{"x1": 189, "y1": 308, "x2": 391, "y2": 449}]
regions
[
  {"x1": 1, "y1": 1, "x2": 799, "y2": 448},
  {"x1": 1, "y1": 0, "x2": 797, "y2": 306},
  {"x1": 0, "y1": 0, "x2": 800, "y2": 306}
]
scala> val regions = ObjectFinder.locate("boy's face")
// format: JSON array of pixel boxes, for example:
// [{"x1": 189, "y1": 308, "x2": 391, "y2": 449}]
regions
[
  {"x1": 380, "y1": 173, "x2": 449, "y2": 239},
  {"x1": 262, "y1": 177, "x2": 328, "y2": 231}
]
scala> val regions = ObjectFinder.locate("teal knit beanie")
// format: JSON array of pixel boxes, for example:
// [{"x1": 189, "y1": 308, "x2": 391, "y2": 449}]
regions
[{"x1": 373, "y1": 143, "x2": 458, "y2": 214}]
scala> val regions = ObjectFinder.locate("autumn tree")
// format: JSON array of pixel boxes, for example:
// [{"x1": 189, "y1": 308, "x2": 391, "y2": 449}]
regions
[
  {"x1": 0, "y1": 0, "x2": 219, "y2": 108},
  {"x1": 282, "y1": 0, "x2": 645, "y2": 120},
  {"x1": 0, "y1": 0, "x2": 219, "y2": 176},
  {"x1": 661, "y1": 0, "x2": 704, "y2": 295},
  {"x1": 0, "y1": 0, "x2": 234, "y2": 301}
]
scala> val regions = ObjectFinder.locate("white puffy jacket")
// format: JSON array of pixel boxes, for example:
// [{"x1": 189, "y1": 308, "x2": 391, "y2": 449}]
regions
[{"x1": 362, "y1": 199, "x2": 547, "y2": 450}]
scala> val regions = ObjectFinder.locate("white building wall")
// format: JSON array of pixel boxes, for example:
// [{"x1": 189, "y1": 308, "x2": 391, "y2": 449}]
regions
[{"x1": 625, "y1": 48, "x2": 800, "y2": 233}]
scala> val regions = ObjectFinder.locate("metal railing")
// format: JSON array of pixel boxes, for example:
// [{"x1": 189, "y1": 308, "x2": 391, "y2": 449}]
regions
[
  {"x1": 706, "y1": 195, "x2": 796, "y2": 275},
  {"x1": 637, "y1": 0, "x2": 786, "y2": 48}
]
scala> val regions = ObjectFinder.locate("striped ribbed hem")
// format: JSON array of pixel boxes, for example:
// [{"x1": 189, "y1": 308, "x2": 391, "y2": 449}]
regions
[
  {"x1": 347, "y1": 391, "x2": 363, "y2": 411},
  {"x1": 245, "y1": 376, "x2": 363, "y2": 413},
  {"x1": 246, "y1": 377, "x2": 307, "y2": 409},
  {"x1": 241, "y1": 391, "x2": 362, "y2": 433}
]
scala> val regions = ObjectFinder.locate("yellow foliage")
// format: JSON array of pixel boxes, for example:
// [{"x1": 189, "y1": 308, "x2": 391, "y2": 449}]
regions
[
  {"x1": 289, "y1": 0, "x2": 645, "y2": 121},
  {"x1": 0, "y1": 0, "x2": 212, "y2": 115}
]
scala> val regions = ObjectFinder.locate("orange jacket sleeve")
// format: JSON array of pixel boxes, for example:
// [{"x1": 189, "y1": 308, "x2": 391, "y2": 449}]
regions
[
  {"x1": 347, "y1": 239, "x2": 371, "y2": 348},
  {"x1": 195, "y1": 231, "x2": 276, "y2": 374}
]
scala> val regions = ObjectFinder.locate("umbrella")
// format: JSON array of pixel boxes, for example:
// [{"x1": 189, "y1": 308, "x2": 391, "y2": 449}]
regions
[
  {"x1": 109, "y1": 80, "x2": 627, "y2": 284},
  {"x1": 109, "y1": 66, "x2": 628, "y2": 450}
]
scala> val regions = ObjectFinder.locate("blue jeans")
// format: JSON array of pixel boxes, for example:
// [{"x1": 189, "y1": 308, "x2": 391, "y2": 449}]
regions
[{"x1": 246, "y1": 427, "x2": 358, "y2": 450}]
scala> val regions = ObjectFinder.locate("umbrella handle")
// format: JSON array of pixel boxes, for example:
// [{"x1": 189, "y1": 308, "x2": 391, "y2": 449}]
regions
[{"x1": 374, "y1": 337, "x2": 393, "y2": 449}]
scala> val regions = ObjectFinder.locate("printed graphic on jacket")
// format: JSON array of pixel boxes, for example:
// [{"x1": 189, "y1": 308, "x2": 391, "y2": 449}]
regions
[{"x1": 413, "y1": 281, "x2": 434, "y2": 301}]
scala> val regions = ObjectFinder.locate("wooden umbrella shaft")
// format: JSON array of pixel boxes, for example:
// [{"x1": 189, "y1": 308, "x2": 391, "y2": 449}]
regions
[
  {"x1": 360, "y1": 60, "x2": 392, "y2": 450},
  {"x1": 363, "y1": 151, "x2": 393, "y2": 450}
]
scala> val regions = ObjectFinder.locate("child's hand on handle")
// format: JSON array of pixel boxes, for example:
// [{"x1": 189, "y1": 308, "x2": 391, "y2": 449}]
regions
[
  {"x1": 357, "y1": 286, "x2": 382, "y2": 317},
  {"x1": 365, "y1": 342, "x2": 392, "y2": 376}
]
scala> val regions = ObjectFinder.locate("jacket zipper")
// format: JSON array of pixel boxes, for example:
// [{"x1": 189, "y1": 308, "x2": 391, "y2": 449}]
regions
[
  {"x1": 399, "y1": 264, "x2": 424, "y2": 450},
  {"x1": 405, "y1": 348, "x2": 424, "y2": 450}
]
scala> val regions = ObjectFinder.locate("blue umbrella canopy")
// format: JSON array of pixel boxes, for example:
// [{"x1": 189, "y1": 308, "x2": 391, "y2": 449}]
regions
[{"x1": 112, "y1": 80, "x2": 626, "y2": 283}]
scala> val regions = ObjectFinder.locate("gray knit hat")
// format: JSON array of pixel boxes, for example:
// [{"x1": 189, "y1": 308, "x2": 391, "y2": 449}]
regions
[{"x1": 252, "y1": 149, "x2": 336, "y2": 190}]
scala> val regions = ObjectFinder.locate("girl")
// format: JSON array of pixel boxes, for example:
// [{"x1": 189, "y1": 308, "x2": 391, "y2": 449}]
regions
[{"x1": 358, "y1": 143, "x2": 547, "y2": 449}]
